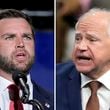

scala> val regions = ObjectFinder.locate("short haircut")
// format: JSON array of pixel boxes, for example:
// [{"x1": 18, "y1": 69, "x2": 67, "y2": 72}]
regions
[{"x1": 0, "y1": 9, "x2": 35, "y2": 36}]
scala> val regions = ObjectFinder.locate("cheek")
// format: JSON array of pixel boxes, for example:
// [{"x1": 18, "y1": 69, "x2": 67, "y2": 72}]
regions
[
  {"x1": 0, "y1": 45, "x2": 13, "y2": 57},
  {"x1": 93, "y1": 48, "x2": 110, "y2": 64},
  {"x1": 71, "y1": 48, "x2": 76, "y2": 60},
  {"x1": 26, "y1": 45, "x2": 35, "y2": 55}
]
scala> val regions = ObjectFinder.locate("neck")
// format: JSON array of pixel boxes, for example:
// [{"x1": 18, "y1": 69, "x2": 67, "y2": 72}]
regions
[{"x1": 0, "y1": 69, "x2": 13, "y2": 82}]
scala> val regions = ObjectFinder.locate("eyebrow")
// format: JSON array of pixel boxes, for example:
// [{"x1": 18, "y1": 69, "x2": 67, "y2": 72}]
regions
[
  {"x1": 0, "y1": 33, "x2": 13, "y2": 38},
  {"x1": 75, "y1": 31, "x2": 81, "y2": 35},
  {"x1": 86, "y1": 32, "x2": 99, "y2": 38}
]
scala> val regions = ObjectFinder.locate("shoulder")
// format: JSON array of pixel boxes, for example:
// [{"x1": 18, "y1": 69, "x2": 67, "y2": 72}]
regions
[
  {"x1": 57, "y1": 60, "x2": 75, "y2": 70},
  {"x1": 57, "y1": 60, "x2": 77, "y2": 77},
  {"x1": 56, "y1": 61, "x2": 81, "y2": 110},
  {"x1": 56, "y1": 60, "x2": 80, "y2": 87}
]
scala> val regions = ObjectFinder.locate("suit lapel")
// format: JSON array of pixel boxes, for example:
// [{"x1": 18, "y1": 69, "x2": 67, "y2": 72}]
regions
[
  {"x1": 67, "y1": 69, "x2": 82, "y2": 110},
  {"x1": 32, "y1": 82, "x2": 53, "y2": 110},
  {"x1": 32, "y1": 86, "x2": 45, "y2": 110}
]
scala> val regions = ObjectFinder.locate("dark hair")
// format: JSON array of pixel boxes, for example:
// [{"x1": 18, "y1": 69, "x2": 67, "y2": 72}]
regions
[{"x1": 0, "y1": 9, "x2": 35, "y2": 35}]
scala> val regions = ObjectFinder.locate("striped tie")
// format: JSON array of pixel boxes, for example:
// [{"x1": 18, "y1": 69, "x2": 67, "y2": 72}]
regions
[{"x1": 8, "y1": 84, "x2": 24, "y2": 110}]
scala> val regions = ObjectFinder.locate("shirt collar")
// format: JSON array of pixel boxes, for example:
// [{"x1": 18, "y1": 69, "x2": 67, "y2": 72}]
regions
[
  {"x1": 26, "y1": 73, "x2": 33, "y2": 86},
  {"x1": 81, "y1": 73, "x2": 92, "y2": 88},
  {"x1": 0, "y1": 76, "x2": 13, "y2": 93},
  {"x1": 0, "y1": 73, "x2": 33, "y2": 93},
  {"x1": 81, "y1": 70, "x2": 110, "y2": 90},
  {"x1": 98, "y1": 70, "x2": 110, "y2": 90}
]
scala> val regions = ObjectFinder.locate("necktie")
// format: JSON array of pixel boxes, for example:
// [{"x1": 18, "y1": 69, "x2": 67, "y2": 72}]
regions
[
  {"x1": 8, "y1": 84, "x2": 24, "y2": 110},
  {"x1": 86, "y1": 81, "x2": 101, "y2": 110}
]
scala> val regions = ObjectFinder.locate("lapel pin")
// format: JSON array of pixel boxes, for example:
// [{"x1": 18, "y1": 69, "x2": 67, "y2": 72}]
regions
[{"x1": 45, "y1": 102, "x2": 50, "y2": 108}]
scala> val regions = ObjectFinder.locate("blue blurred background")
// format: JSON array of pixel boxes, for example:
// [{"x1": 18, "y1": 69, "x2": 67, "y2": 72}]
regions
[{"x1": 30, "y1": 31, "x2": 54, "y2": 93}]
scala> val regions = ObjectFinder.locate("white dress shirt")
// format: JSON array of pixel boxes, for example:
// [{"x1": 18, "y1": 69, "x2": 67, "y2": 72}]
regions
[
  {"x1": 0, "y1": 74, "x2": 33, "y2": 110},
  {"x1": 81, "y1": 70, "x2": 110, "y2": 110}
]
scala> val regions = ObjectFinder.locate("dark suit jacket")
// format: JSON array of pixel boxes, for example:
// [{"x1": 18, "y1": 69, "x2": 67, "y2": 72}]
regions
[
  {"x1": 57, "y1": 61, "x2": 82, "y2": 110},
  {"x1": 32, "y1": 81, "x2": 54, "y2": 110}
]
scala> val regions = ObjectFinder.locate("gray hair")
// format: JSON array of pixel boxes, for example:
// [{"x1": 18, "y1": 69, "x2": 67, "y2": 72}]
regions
[{"x1": 75, "y1": 8, "x2": 110, "y2": 36}]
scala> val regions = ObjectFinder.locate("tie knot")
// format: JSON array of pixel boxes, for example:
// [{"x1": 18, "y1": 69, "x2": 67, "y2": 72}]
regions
[
  {"x1": 8, "y1": 84, "x2": 20, "y2": 101},
  {"x1": 88, "y1": 81, "x2": 101, "y2": 93}
]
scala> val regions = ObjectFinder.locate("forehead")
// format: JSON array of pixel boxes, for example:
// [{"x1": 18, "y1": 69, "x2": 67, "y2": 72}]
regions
[
  {"x1": 0, "y1": 18, "x2": 29, "y2": 26},
  {"x1": 76, "y1": 12, "x2": 109, "y2": 32},
  {"x1": 0, "y1": 18, "x2": 32, "y2": 33}
]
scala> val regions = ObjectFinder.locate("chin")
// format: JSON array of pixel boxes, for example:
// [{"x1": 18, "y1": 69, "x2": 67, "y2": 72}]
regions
[
  {"x1": 16, "y1": 66, "x2": 27, "y2": 71},
  {"x1": 76, "y1": 66, "x2": 92, "y2": 74}
]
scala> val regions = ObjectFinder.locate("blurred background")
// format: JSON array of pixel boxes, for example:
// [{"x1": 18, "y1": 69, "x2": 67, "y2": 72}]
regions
[
  {"x1": 0, "y1": 0, "x2": 54, "y2": 93},
  {"x1": 56, "y1": 0, "x2": 110, "y2": 63}
]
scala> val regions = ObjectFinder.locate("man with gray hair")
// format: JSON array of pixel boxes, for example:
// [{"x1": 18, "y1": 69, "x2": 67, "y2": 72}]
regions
[{"x1": 57, "y1": 8, "x2": 110, "y2": 110}]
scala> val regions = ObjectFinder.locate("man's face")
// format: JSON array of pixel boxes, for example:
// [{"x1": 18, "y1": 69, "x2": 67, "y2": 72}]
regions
[
  {"x1": 72, "y1": 14, "x2": 110, "y2": 78},
  {"x1": 0, "y1": 18, "x2": 35, "y2": 74}
]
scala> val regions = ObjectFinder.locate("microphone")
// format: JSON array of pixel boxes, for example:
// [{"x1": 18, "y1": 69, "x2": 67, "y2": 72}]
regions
[
  {"x1": 12, "y1": 72, "x2": 30, "y2": 103},
  {"x1": 12, "y1": 72, "x2": 44, "y2": 110}
]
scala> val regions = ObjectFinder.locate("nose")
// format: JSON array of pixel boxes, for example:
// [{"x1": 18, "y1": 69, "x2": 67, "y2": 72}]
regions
[
  {"x1": 77, "y1": 40, "x2": 88, "y2": 51},
  {"x1": 16, "y1": 37, "x2": 24, "y2": 48}
]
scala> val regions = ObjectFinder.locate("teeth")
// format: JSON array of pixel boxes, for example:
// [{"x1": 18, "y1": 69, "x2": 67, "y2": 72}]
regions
[{"x1": 17, "y1": 54, "x2": 25, "y2": 56}]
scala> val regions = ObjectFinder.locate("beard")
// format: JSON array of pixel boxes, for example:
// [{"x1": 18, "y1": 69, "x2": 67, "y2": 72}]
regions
[{"x1": 0, "y1": 54, "x2": 34, "y2": 75}]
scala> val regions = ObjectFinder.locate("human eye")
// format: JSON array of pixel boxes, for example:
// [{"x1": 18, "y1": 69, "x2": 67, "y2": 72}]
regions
[
  {"x1": 75, "y1": 35, "x2": 82, "y2": 43},
  {"x1": 23, "y1": 33, "x2": 33, "y2": 40},
  {"x1": 2, "y1": 34, "x2": 15, "y2": 40},
  {"x1": 87, "y1": 36, "x2": 99, "y2": 42}
]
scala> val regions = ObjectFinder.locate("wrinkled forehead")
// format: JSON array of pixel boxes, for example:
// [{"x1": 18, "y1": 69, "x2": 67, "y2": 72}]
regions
[
  {"x1": 74, "y1": 12, "x2": 110, "y2": 37},
  {"x1": 76, "y1": 11, "x2": 110, "y2": 29}
]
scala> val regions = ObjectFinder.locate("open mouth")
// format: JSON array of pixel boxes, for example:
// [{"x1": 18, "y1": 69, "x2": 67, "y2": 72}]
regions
[
  {"x1": 15, "y1": 52, "x2": 27, "y2": 61},
  {"x1": 77, "y1": 56, "x2": 91, "y2": 60},
  {"x1": 75, "y1": 55, "x2": 92, "y2": 65},
  {"x1": 16, "y1": 53, "x2": 26, "y2": 57}
]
